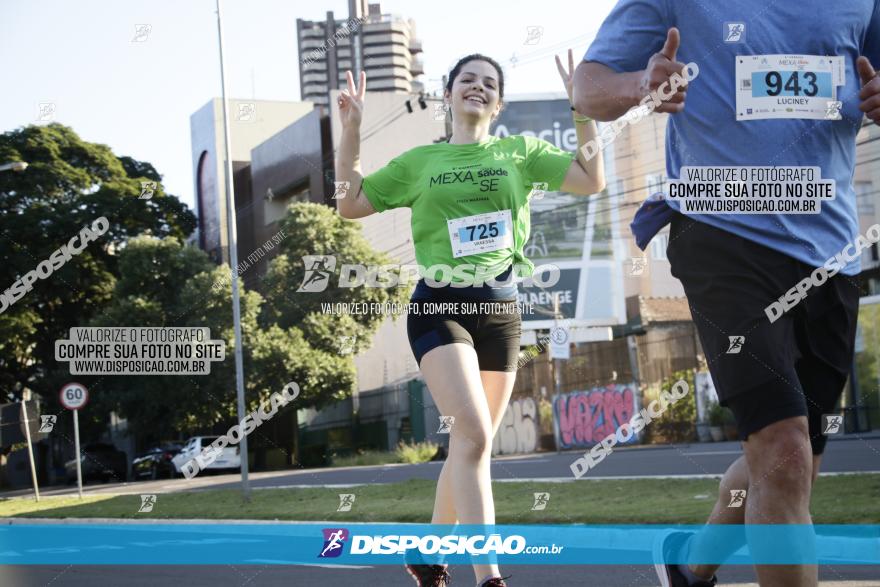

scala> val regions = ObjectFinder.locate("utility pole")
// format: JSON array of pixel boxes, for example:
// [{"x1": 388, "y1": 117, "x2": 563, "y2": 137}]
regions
[{"x1": 214, "y1": 0, "x2": 250, "y2": 500}]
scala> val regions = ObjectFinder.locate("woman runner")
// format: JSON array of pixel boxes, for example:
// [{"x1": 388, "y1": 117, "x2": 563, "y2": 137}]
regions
[{"x1": 335, "y1": 50, "x2": 605, "y2": 586}]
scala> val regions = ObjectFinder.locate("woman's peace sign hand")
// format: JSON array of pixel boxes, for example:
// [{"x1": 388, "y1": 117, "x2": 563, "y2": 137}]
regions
[{"x1": 338, "y1": 70, "x2": 366, "y2": 129}]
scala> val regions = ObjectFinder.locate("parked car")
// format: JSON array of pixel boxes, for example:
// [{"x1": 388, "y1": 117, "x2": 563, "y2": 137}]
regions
[
  {"x1": 64, "y1": 442, "x2": 127, "y2": 484},
  {"x1": 131, "y1": 443, "x2": 184, "y2": 480},
  {"x1": 171, "y1": 436, "x2": 240, "y2": 476}
]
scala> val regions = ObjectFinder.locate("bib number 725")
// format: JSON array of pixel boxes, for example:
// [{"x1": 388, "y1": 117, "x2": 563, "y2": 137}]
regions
[{"x1": 465, "y1": 221, "x2": 500, "y2": 242}]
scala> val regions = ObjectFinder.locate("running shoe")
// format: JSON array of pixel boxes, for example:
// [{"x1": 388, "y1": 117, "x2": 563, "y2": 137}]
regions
[
  {"x1": 405, "y1": 563, "x2": 450, "y2": 586},
  {"x1": 653, "y1": 531, "x2": 717, "y2": 587}
]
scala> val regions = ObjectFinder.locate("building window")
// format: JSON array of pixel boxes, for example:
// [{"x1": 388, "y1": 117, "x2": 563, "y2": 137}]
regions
[
  {"x1": 856, "y1": 181, "x2": 875, "y2": 215},
  {"x1": 646, "y1": 173, "x2": 666, "y2": 197},
  {"x1": 265, "y1": 182, "x2": 309, "y2": 225},
  {"x1": 651, "y1": 231, "x2": 669, "y2": 261}
]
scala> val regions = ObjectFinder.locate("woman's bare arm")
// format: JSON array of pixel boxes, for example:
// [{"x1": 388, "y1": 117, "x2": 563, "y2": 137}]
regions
[{"x1": 335, "y1": 71, "x2": 376, "y2": 219}]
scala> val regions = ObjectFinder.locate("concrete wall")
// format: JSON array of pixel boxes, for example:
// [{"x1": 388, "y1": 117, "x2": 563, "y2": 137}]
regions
[{"x1": 246, "y1": 109, "x2": 329, "y2": 283}]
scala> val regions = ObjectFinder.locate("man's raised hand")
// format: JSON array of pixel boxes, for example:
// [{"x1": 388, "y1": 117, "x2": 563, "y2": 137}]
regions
[
  {"x1": 639, "y1": 27, "x2": 689, "y2": 114},
  {"x1": 858, "y1": 56, "x2": 880, "y2": 125}
]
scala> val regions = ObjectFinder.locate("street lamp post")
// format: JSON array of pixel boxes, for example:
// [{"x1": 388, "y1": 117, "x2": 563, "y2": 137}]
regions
[{"x1": 214, "y1": 0, "x2": 250, "y2": 501}]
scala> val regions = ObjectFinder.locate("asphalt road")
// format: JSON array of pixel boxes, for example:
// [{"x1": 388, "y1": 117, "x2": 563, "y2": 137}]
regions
[
  {"x1": 1, "y1": 564, "x2": 878, "y2": 586},
  {"x1": 4, "y1": 437, "x2": 878, "y2": 498},
  {"x1": 2, "y1": 437, "x2": 879, "y2": 586}
]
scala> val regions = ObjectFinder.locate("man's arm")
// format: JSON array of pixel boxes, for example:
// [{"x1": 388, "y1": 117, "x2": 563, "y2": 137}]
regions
[
  {"x1": 572, "y1": 61, "x2": 643, "y2": 121},
  {"x1": 573, "y1": 27, "x2": 688, "y2": 122}
]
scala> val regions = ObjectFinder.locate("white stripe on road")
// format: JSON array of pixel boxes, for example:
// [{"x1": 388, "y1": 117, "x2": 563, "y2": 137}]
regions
[
  {"x1": 246, "y1": 560, "x2": 373, "y2": 568},
  {"x1": 495, "y1": 470, "x2": 880, "y2": 483},
  {"x1": 11, "y1": 470, "x2": 879, "y2": 497},
  {"x1": 683, "y1": 450, "x2": 743, "y2": 456}
]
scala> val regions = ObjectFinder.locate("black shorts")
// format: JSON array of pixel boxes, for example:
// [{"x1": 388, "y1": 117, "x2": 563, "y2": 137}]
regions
[
  {"x1": 406, "y1": 289, "x2": 522, "y2": 372},
  {"x1": 667, "y1": 214, "x2": 860, "y2": 454}
]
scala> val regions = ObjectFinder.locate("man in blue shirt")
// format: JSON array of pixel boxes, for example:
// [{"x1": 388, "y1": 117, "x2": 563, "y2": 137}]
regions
[{"x1": 573, "y1": 1, "x2": 880, "y2": 586}]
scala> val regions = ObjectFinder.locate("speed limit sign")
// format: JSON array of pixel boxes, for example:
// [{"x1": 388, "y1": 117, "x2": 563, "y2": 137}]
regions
[
  {"x1": 59, "y1": 382, "x2": 89, "y2": 410},
  {"x1": 59, "y1": 382, "x2": 88, "y2": 499}
]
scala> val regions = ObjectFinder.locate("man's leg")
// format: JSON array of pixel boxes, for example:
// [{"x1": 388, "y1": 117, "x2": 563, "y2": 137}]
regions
[
  {"x1": 688, "y1": 453, "x2": 823, "y2": 580},
  {"x1": 686, "y1": 455, "x2": 749, "y2": 579},
  {"x1": 659, "y1": 214, "x2": 840, "y2": 586},
  {"x1": 677, "y1": 418, "x2": 817, "y2": 587},
  {"x1": 742, "y1": 417, "x2": 816, "y2": 586}
]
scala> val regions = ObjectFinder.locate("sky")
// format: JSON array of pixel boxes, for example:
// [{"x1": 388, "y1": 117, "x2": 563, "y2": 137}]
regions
[{"x1": 1, "y1": 0, "x2": 618, "y2": 211}]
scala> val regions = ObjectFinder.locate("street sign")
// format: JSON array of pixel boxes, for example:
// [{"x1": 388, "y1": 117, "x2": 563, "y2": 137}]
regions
[
  {"x1": 549, "y1": 326, "x2": 570, "y2": 360},
  {"x1": 59, "y1": 382, "x2": 88, "y2": 410},
  {"x1": 59, "y1": 382, "x2": 87, "y2": 499}
]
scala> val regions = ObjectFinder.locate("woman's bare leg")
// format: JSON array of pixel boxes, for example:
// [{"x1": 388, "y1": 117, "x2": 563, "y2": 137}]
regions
[
  {"x1": 432, "y1": 370, "x2": 517, "y2": 525},
  {"x1": 419, "y1": 343, "x2": 503, "y2": 584}
]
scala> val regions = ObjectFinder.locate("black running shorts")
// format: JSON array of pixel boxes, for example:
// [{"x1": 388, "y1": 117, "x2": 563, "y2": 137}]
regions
[
  {"x1": 666, "y1": 213, "x2": 859, "y2": 454},
  {"x1": 406, "y1": 289, "x2": 522, "y2": 372}
]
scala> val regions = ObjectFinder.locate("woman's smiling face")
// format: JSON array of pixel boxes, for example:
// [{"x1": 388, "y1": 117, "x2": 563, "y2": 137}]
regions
[{"x1": 446, "y1": 59, "x2": 502, "y2": 123}]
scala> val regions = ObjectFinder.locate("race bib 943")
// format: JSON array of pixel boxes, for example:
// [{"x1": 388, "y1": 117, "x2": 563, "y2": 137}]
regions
[{"x1": 736, "y1": 54, "x2": 845, "y2": 121}]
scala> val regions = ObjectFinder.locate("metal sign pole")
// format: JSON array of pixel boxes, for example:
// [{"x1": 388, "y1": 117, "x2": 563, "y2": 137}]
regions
[
  {"x1": 60, "y1": 383, "x2": 88, "y2": 499},
  {"x1": 20, "y1": 399, "x2": 40, "y2": 502},
  {"x1": 554, "y1": 292, "x2": 562, "y2": 396},
  {"x1": 73, "y1": 409, "x2": 83, "y2": 499}
]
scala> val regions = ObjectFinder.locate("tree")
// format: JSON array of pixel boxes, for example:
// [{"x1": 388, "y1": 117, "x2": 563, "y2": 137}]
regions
[
  {"x1": 260, "y1": 202, "x2": 410, "y2": 363},
  {"x1": 0, "y1": 123, "x2": 196, "y2": 401},
  {"x1": 88, "y1": 202, "x2": 412, "y2": 445},
  {"x1": 86, "y1": 230, "x2": 361, "y2": 456}
]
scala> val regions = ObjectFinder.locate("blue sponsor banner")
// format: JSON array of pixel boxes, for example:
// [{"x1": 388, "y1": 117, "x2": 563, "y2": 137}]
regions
[{"x1": 0, "y1": 524, "x2": 877, "y2": 565}]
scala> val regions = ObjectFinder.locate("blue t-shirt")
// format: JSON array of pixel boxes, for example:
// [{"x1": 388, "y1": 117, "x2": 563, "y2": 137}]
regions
[{"x1": 586, "y1": 0, "x2": 880, "y2": 275}]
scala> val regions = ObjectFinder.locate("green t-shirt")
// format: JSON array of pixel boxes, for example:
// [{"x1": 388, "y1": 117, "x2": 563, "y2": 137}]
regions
[{"x1": 361, "y1": 135, "x2": 574, "y2": 285}]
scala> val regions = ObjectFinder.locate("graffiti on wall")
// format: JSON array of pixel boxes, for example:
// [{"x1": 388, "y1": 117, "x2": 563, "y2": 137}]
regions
[
  {"x1": 492, "y1": 397, "x2": 538, "y2": 456},
  {"x1": 553, "y1": 383, "x2": 638, "y2": 449}
]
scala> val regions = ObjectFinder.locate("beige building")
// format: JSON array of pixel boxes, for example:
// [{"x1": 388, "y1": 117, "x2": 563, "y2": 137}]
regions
[
  {"x1": 853, "y1": 122, "x2": 880, "y2": 290},
  {"x1": 610, "y1": 110, "x2": 685, "y2": 300},
  {"x1": 298, "y1": 1, "x2": 424, "y2": 108}
]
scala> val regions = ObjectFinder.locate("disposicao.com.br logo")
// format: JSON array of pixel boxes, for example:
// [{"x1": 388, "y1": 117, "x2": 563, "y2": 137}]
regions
[{"x1": 318, "y1": 528, "x2": 561, "y2": 558}]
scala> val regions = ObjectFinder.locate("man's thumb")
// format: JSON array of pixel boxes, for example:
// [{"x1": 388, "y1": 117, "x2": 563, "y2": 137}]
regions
[
  {"x1": 660, "y1": 27, "x2": 680, "y2": 61},
  {"x1": 858, "y1": 56, "x2": 877, "y2": 87}
]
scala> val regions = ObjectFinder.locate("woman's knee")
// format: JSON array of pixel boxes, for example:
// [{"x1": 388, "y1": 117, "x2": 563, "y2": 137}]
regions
[{"x1": 451, "y1": 419, "x2": 494, "y2": 461}]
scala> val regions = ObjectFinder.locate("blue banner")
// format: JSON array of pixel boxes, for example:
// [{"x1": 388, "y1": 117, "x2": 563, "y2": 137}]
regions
[{"x1": 0, "y1": 524, "x2": 877, "y2": 565}]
